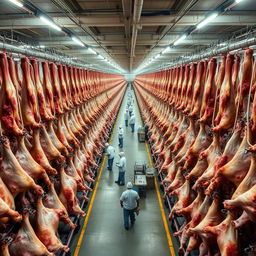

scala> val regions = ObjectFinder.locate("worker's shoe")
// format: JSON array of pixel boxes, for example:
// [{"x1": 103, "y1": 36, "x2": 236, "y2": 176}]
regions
[
  {"x1": 125, "y1": 227, "x2": 129, "y2": 230},
  {"x1": 115, "y1": 181, "x2": 119, "y2": 184}
]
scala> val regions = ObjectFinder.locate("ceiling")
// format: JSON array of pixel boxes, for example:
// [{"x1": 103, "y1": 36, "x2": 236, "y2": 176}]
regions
[{"x1": 0, "y1": 0, "x2": 256, "y2": 73}]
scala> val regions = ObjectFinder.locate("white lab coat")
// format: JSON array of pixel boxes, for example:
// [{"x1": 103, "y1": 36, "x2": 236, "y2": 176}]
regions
[
  {"x1": 129, "y1": 106, "x2": 133, "y2": 113},
  {"x1": 118, "y1": 127, "x2": 124, "y2": 138},
  {"x1": 124, "y1": 112, "x2": 129, "y2": 120},
  {"x1": 116, "y1": 156, "x2": 126, "y2": 172},
  {"x1": 129, "y1": 115, "x2": 135, "y2": 125},
  {"x1": 106, "y1": 145, "x2": 115, "y2": 159}
]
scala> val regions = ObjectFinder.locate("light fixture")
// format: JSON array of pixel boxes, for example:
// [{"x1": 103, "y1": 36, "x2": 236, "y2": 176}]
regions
[
  {"x1": 155, "y1": 54, "x2": 161, "y2": 59},
  {"x1": 39, "y1": 15, "x2": 62, "y2": 31},
  {"x1": 235, "y1": 0, "x2": 245, "y2": 3},
  {"x1": 98, "y1": 55, "x2": 104, "y2": 59},
  {"x1": 72, "y1": 37, "x2": 84, "y2": 47},
  {"x1": 162, "y1": 46, "x2": 171, "y2": 54},
  {"x1": 8, "y1": 0, "x2": 23, "y2": 7},
  {"x1": 39, "y1": 45, "x2": 45, "y2": 48},
  {"x1": 174, "y1": 34, "x2": 187, "y2": 46},
  {"x1": 197, "y1": 12, "x2": 218, "y2": 29},
  {"x1": 88, "y1": 47, "x2": 97, "y2": 55}
]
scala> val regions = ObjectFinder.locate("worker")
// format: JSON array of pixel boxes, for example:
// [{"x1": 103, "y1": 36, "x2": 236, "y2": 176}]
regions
[
  {"x1": 128, "y1": 104, "x2": 133, "y2": 116},
  {"x1": 124, "y1": 110, "x2": 129, "y2": 127},
  {"x1": 120, "y1": 182, "x2": 140, "y2": 230},
  {"x1": 127, "y1": 99, "x2": 131, "y2": 107},
  {"x1": 129, "y1": 113, "x2": 135, "y2": 133},
  {"x1": 144, "y1": 123, "x2": 149, "y2": 140},
  {"x1": 115, "y1": 152, "x2": 126, "y2": 186},
  {"x1": 118, "y1": 126, "x2": 124, "y2": 148},
  {"x1": 105, "y1": 143, "x2": 115, "y2": 171}
]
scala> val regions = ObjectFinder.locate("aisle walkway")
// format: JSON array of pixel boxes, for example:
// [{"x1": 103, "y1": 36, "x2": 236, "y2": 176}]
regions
[{"x1": 73, "y1": 88, "x2": 171, "y2": 256}]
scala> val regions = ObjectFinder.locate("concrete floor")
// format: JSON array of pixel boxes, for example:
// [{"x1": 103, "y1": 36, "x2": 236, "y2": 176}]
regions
[{"x1": 72, "y1": 88, "x2": 171, "y2": 256}]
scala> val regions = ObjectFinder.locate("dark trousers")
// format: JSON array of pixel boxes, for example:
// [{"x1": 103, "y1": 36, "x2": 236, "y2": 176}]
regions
[
  {"x1": 125, "y1": 120, "x2": 128, "y2": 127},
  {"x1": 130, "y1": 123, "x2": 135, "y2": 133},
  {"x1": 119, "y1": 137, "x2": 123, "y2": 148},
  {"x1": 117, "y1": 172, "x2": 125, "y2": 185},
  {"x1": 107, "y1": 158, "x2": 114, "y2": 170},
  {"x1": 129, "y1": 111, "x2": 132, "y2": 117},
  {"x1": 123, "y1": 208, "x2": 135, "y2": 228}
]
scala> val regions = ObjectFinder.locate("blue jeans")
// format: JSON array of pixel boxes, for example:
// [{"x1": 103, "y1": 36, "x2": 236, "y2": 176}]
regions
[
  {"x1": 119, "y1": 137, "x2": 123, "y2": 148},
  {"x1": 117, "y1": 172, "x2": 125, "y2": 185},
  {"x1": 125, "y1": 120, "x2": 128, "y2": 127},
  {"x1": 130, "y1": 123, "x2": 135, "y2": 133},
  {"x1": 123, "y1": 208, "x2": 135, "y2": 228},
  {"x1": 108, "y1": 158, "x2": 114, "y2": 170}
]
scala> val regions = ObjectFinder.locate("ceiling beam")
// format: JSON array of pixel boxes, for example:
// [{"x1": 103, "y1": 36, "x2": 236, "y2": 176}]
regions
[
  {"x1": 0, "y1": 14, "x2": 255, "y2": 29},
  {"x1": 39, "y1": 37, "x2": 222, "y2": 47},
  {"x1": 63, "y1": 0, "x2": 83, "y2": 12}
]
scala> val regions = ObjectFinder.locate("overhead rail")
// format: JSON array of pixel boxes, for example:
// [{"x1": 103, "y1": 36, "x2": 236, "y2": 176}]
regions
[
  {"x1": 137, "y1": 0, "x2": 251, "y2": 73},
  {"x1": 0, "y1": 41, "x2": 123, "y2": 74},
  {"x1": 139, "y1": 30, "x2": 256, "y2": 74},
  {"x1": 6, "y1": 0, "x2": 124, "y2": 72}
]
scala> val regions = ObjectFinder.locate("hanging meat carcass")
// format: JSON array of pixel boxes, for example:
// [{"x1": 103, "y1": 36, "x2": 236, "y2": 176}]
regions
[
  {"x1": 9, "y1": 214, "x2": 54, "y2": 256},
  {"x1": 134, "y1": 47, "x2": 256, "y2": 255},
  {"x1": 0, "y1": 53, "x2": 24, "y2": 135},
  {"x1": 0, "y1": 49, "x2": 126, "y2": 255},
  {"x1": 0, "y1": 136, "x2": 43, "y2": 196}
]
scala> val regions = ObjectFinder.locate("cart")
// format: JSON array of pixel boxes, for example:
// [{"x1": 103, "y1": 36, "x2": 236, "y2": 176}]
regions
[
  {"x1": 137, "y1": 127, "x2": 146, "y2": 142},
  {"x1": 134, "y1": 161, "x2": 147, "y2": 197}
]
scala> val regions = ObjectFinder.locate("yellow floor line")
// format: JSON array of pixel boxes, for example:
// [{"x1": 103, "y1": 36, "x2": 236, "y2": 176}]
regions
[
  {"x1": 145, "y1": 143, "x2": 176, "y2": 256},
  {"x1": 74, "y1": 99, "x2": 122, "y2": 256},
  {"x1": 135, "y1": 94, "x2": 176, "y2": 256},
  {"x1": 74, "y1": 156, "x2": 106, "y2": 256}
]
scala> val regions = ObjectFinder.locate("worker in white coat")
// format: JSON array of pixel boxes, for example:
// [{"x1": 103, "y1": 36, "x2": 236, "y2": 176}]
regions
[
  {"x1": 118, "y1": 126, "x2": 124, "y2": 148},
  {"x1": 105, "y1": 143, "x2": 115, "y2": 171},
  {"x1": 129, "y1": 113, "x2": 135, "y2": 133},
  {"x1": 124, "y1": 110, "x2": 129, "y2": 127},
  {"x1": 128, "y1": 105, "x2": 133, "y2": 117},
  {"x1": 127, "y1": 97, "x2": 132, "y2": 107},
  {"x1": 120, "y1": 182, "x2": 140, "y2": 230},
  {"x1": 115, "y1": 152, "x2": 126, "y2": 186}
]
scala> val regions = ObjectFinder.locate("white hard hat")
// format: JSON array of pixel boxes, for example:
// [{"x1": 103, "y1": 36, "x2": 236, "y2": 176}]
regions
[
  {"x1": 105, "y1": 143, "x2": 109, "y2": 147},
  {"x1": 119, "y1": 152, "x2": 125, "y2": 157},
  {"x1": 119, "y1": 126, "x2": 122, "y2": 129},
  {"x1": 127, "y1": 182, "x2": 133, "y2": 189}
]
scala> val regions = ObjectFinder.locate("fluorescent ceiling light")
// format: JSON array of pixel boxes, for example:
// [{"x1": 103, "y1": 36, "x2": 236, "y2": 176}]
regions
[
  {"x1": 88, "y1": 47, "x2": 97, "y2": 55},
  {"x1": 162, "y1": 46, "x2": 171, "y2": 54},
  {"x1": 98, "y1": 55, "x2": 104, "y2": 59},
  {"x1": 174, "y1": 34, "x2": 187, "y2": 46},
  {"x1": 235, "y1": 0, "x2": 245, "y2": 3},
  {"x1": 197, "y1": 12, "x2": 218, "y2": 29},
  {"x1": 8, "y1": 0, "x2": 23, "y2": 7},
  {"x1": 40, "y1": 15, "x2": 61, "y2": 31},
  {"x1": 72, "y1": 37, "x2": 84, "y2": 47},
  {"x1": 155, "y1": 54, "x2": 161, "y2": 59}
]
